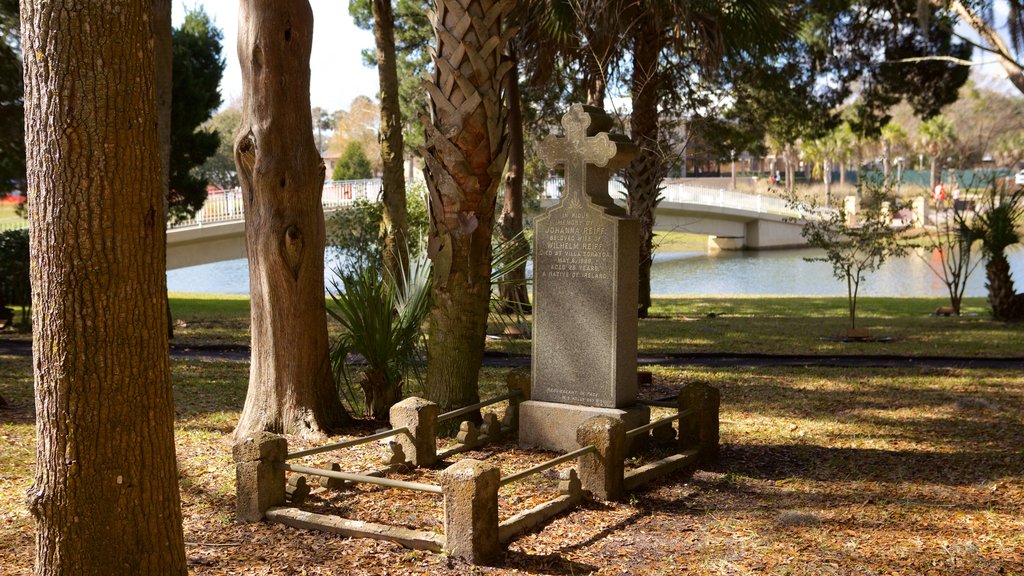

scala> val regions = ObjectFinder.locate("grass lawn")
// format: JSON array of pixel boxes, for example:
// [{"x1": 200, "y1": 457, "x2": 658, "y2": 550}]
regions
[
  {"x1": 1, "y1": 294, "x2": 1022, "y2": 574},
  {"x1": 166, "y1": 293, "x2": 1024, "y2": 358}
]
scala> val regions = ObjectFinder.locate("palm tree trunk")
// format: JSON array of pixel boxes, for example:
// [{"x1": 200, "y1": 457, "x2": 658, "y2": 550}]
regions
[
  {"x1": 373, "y1": 0, "x2": 409, "y2": 285},
  {"x1": 930, "y1": 155, "x2": 938, "y2": 190},
  {"x1": 421, "y1": 0, "x2": 512, "y2": 414},
  {"x1": 497, "y1": 46, "x2": 532, "y2": 314},
  {"x1": 882, "y1": 140, "x2": 891, "y2": 182},
  {"x1": 624, "y1": 13, "x2": 664, "y2": 319},
  {"x1": 986, "y1": 252, "x2": 1024, "y2": 321}
]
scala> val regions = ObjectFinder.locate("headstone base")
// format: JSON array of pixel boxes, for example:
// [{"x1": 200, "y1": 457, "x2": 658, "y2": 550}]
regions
[{"x1": 519, "y1": 400, "x2": 650, "y2": 453}]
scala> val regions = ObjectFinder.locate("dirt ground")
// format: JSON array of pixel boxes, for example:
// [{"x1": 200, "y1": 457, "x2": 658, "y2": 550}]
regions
[{"x1": 2, "y1": 361, "x2": 1022, "y2": 575}]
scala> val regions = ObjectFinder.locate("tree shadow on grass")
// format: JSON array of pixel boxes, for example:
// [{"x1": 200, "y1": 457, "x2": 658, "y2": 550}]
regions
[{"x1": 717, "y1": 442, "x2": 1020, "y2": 486}]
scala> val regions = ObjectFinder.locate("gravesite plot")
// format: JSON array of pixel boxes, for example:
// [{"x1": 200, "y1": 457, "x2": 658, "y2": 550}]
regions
[{"x1": 229, "y1": 106, "x2": 722, "y2": 566}]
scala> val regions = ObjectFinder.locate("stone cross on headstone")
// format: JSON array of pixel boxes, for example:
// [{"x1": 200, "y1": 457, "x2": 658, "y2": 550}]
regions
[
  {"x1": 538, "y1": 104, "x2": 627, "y2": 205},
  {"x1": 520, "y1": 104, "x2": 649, "y2": 453}
]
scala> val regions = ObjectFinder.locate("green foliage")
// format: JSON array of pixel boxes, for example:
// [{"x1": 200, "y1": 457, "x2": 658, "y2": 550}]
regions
[
  {"x1": 198, "y1": 105, "x2": 241, "y2": 189},
  {"x1": 169, "y1": 8, "x2": 225, "y2": 220},
  {"x1": 327, "y1": 249, "x2": 432, "y2": 419},
  {"x1": 326, "y1": 182, "x2": 429, "y2": 270},
  {"x1": 787, "y1": 183, "x2": 907, "y2": 329},
  {"x1": 971, "y1": 183, "x2": 1024, "y2": 258},
  {"x1": 0, "y1": 228, "x2": 29, "y2": 326},
  {"x1": 332, "y1": 141, "x2": 374, "y2": 181},
  {"x1": 0, "y1": 0, "x2": 22, "y2": 198}
]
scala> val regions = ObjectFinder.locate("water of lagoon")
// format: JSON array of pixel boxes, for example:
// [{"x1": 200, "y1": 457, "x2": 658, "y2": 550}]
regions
[{"x1": 167, "y1": 246, "x2": 1024, "y2": 298}]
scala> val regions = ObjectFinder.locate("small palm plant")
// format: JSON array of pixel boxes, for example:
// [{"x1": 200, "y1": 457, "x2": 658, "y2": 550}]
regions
[
  {"x1": 971, "y1": 182, "x2": 1024, "y2": 322},
  {"x1": 328, "y1": 252, "x2": 432, "y2": 420}
]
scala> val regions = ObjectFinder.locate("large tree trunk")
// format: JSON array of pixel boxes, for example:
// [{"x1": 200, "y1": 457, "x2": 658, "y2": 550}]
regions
[
  {"x1": 497, "y1": 45, "x2": 532, "y2": 314},
  {"x1": 421, "y1": 0, "x2": 511, "y2": 413},
  {"x1": 373, "y1": 0, "x2": 409, "y2": 283},
  {"x1": 152, "y1": 0, "x2": 175, "y2": 341},
  {"x1": 21, "y1": 1, "x2": 187, "y2": 573},
  {"x1": 624, "y1": 14, "x2": 665, "y2": 319},
  {"x1": 234, "y1": 1, "x2": 348, "y2": 439}
]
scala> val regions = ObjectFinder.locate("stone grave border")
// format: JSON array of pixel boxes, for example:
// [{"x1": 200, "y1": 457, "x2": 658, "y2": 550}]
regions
[{"x1": 234, "y1": 382, "x2": 720, "y2": 565}]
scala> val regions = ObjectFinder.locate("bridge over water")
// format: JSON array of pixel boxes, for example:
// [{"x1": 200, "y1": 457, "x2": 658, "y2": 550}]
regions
[{"x1": 0, "y1": 178, "x2": 809, "y2": 270}]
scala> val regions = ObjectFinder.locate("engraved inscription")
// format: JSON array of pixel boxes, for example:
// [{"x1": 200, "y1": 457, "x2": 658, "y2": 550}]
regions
[
  {"x1": 543, "y1": 386, "x2": 599, "y2": 405},
  {"x1": 538, "y1": 210, "x2": 611, "y2": 281}
]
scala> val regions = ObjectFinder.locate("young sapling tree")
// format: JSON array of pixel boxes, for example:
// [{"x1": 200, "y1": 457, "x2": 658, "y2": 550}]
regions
[{"x1": 788, "y1": 188, "x2": 907, "y2": 336}]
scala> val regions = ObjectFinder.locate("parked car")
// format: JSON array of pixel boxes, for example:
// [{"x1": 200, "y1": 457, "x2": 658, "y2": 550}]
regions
[{"x1": 1016, "y1": 170, "x2": 1024, "y2": 185}]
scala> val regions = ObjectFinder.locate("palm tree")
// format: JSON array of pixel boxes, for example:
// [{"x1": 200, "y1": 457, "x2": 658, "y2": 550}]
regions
[
  {"x1": 624, "y1": 0, "x2": 790, "y2": 317},
  {"x1": 879, "y1": 122, "x2": 907, "y2": 183},
  {"x1": 420, "y1": 0, "x2": 512, "y2": 414},
  {"x1": 919, "y1": 115, "x2": 956, "y2": 189},
  {"x1": 367, "y1": 0, "x2": 410, "y2": 286},
  {"x1": 834, "y1": 124, "x2": 856, "y2": 188},
  {"x1": 801, "y1": 135, "x2": 838, "y2": 206},
  {"x1": 971, "y1": 184, "x2": 1024, "y2": 321}
]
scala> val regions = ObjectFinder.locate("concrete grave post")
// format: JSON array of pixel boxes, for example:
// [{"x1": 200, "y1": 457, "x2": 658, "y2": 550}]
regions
[
  {"x1": 233, "y1": 432, "x2": 287, "y2": 522},
  {"x1": 912, "y1": 196, "x2": 928, "y2": 228},
  {"x1": 576, "y1": 416, "x2": 625, "y2": 501},
  {"x1": 502, "y1": 367, "x2": 531, "y2": 430},
  {"x1": 390, "y1": 397, "x2": 439, "y2": 467},
  {"x1": 844, "y1": 195, "x2": 859, "y2": 226},
  {"x1": 677, "y1": 383, "x2": 721, "y2": 464},
  {"x1": 520, "y1": 103, "x2": 650, "y2": 452},
  {"x1": 440, "y1": 459, "x2": 500, "y2": 565}
]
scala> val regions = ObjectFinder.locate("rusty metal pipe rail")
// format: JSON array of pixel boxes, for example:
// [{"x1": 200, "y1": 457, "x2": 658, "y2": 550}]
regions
[
  {"x1": 638, "y1": 398, "x2": 678, "y2": 408},
  {"x1": 436, "y1": 391, "x2": 520, "y2": 423},
  {"x1": 282, "y1": 463, "x2": 442, "y2": 495},
  {"x1": 286, "y1": 427, "x2": 411, "y2": 460},
  {"x1": 625, "y1": 410, "x2": 692, "y2": 439},
  {"x1": 499, "y1": 445, "x2": 595, "y2": 487}
]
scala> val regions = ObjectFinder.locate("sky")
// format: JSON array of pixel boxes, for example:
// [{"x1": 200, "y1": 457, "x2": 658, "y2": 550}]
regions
[{"x1": 172, "y1": 1, "x2": 379, "y2": 113}]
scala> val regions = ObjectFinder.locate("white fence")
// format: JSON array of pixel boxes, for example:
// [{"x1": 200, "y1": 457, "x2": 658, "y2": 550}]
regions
[
  {"x1": 543, "y1": 178, "x2": 797, "y2": 217},
  {"x1": 0, "y1": 219, "x2": 27, "y2": 232},
  {"x1": 168, "y1": 178, "x2": 383, "y2": 229}
]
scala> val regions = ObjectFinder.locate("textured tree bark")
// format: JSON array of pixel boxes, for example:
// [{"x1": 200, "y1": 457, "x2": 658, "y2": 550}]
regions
[
  {"x1": 497, "y1": 47, "x2": 532, "y2": 314},
  {"x1": 373, "y1": 0, "x2": 409, "y2": 283},
  {"x1": 624, "y1": 16, "x2": 666, "y2": 319},
  {"x1": 233, "y1": 1, "x2": 348, "y2": 439},
  {"x1": 152, "y1": 0, "x2": 175, "y2": 340},
  {"x1": 21, "y1": 1, "x2": 187, "y2": 573},
  {"x1": 421, "y1": 0, "x2": 512, "y2": 413}
]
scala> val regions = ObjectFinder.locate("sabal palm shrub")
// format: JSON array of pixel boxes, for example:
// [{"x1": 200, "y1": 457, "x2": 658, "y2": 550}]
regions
[
  {"x1": 328, "y1": 252, "x2": 432, "y2": 420},
  {"x1": 971, "y1": 183, "x2": 1024, "y2": 321}
]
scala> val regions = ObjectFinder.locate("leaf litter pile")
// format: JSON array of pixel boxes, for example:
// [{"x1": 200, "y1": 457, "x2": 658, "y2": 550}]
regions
[{"x1": 1, "y1": 357, "x2": 1022, "y2": 575}]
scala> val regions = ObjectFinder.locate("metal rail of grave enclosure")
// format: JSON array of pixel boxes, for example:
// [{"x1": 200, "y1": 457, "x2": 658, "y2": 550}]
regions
[
  {"x1": 279, "y1": 390, "x2": 523, "y2": 495},
  {"x1": 498, "y1": 406, "x2": 694, "y2": 488},
  {"x1": 281, "y1": 426, "x2": 440, "y2": 493},
  {"x1": 435, "y1": 390, "x2": 520, "y2": 424}
]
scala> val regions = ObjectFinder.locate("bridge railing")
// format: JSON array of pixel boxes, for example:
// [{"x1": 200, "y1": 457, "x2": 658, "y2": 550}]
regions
[
  {"x1": 541, "y1": 178, "x2": 799, "y2": 217},
  {"x1": 168, "y1": 178, "x2": 383, "y2": 230},
  {"x1": 0, "y1": 219, "x2": 27, "y2": 232}
]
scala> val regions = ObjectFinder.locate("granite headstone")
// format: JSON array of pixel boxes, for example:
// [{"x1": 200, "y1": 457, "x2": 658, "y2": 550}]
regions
[{"x1": 519, "y1": 104, "x2": 650, "y2": 452}]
